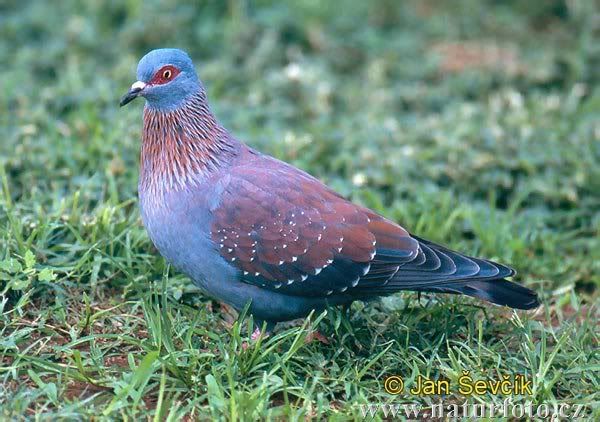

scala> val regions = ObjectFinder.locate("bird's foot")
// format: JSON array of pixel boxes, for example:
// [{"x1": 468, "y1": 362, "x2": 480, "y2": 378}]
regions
[
  {"x1": 251, "y1": 327, "x2": 269, "y2": 341},
  {"x1": 242, "y1": 326, "x2": 270, "y2": 351}
]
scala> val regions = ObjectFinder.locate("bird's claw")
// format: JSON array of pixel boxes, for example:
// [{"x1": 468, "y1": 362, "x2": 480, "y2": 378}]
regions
[{"x1": 251, "y1": 327, "x2": 268, "y2": 341}]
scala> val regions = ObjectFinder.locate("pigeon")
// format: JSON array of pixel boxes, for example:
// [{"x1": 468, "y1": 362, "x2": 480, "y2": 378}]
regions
[{"x1": 120, "y1": 48, "x2": 539, "y2": 334}]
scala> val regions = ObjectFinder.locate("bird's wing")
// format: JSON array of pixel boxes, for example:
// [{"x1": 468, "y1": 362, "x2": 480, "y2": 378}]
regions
[
  {"x1": 210, "y1": 154, "x2": 537, "y2": 309},
  {"x1": 210, "y1": 156, "x2": 420, "y2": 297}
]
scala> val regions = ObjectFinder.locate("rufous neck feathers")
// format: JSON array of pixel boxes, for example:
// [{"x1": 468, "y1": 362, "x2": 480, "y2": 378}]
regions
[{"x1": 140, "y1": 92, "x2": 240, "y2": 195}]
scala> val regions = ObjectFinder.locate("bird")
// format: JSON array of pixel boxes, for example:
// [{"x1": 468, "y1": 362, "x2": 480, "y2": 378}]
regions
[{"x1": 120, "y1": 48, "x2": 539, "y2": 336}]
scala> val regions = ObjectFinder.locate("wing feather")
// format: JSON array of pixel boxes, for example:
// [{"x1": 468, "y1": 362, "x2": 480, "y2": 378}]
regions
[{"x1": 211, "y1": 156, "x2": 418, "y2": 296}]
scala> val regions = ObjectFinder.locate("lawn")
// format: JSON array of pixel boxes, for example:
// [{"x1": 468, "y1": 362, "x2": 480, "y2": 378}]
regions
[{"x1": 1, "y1": 0, "x2": 598, "y2": 419}]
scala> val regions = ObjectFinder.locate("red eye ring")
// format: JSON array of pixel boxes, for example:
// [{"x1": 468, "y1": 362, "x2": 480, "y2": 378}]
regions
[{"x1": 150, "y1": 65, "x2": 180, "y2": 85}]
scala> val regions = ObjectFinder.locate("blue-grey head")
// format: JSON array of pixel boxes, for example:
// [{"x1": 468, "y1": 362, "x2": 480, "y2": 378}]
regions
[{"x1": 120, "y1": 48, "x2": 202, "y2": 111}]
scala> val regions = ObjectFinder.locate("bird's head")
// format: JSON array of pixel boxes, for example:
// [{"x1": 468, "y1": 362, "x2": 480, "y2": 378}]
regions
[{"x1": 120, "y1": 48, "x2": 201, "y2": 111}]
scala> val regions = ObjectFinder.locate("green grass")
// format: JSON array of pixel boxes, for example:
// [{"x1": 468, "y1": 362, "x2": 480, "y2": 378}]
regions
[{"x1": 1, "y1": 0, "x2": 599, "y2": 419}]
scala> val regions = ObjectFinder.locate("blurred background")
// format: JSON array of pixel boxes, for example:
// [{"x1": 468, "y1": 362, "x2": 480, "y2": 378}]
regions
[{"x1": 0, "y1": 0, "x2": 599, "y2": 418}]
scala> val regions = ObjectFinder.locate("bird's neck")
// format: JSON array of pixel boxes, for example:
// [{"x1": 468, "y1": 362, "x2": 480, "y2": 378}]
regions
[{"x1": 140, "y1": 91, "x2": 239, "y2": 195}]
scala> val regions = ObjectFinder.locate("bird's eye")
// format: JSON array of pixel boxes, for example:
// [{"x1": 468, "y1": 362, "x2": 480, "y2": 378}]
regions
[{"x1": 149, "y1": 65, "x2": 180, "y2": 85}]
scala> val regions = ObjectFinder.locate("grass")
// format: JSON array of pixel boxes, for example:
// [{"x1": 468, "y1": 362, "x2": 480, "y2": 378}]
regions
[{"x1": 1, "y1": 0, "x2": 599, "y2": 419}]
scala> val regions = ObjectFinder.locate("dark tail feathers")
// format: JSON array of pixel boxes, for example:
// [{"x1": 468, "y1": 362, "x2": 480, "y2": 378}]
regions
[
  {"x1": 377, "y1": 236, "x2": 540, "y2": 310},
  {"x1": 416, "y1": 278, "x2": 540, "y2": 310}
]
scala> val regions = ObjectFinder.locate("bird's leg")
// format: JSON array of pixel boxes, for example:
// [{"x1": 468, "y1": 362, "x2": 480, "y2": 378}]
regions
[
  {"x1": 250, "y1": 319, "x2": 275, "y2": 341},
  {"x1": 242, "y1": 320, "x2": 271, "y2": 350},
  {"x1": 251, "y1": 327, "x2": 264, "y2": 341}
]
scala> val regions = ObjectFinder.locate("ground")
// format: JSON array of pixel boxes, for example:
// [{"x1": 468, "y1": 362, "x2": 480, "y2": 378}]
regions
[{"x1": 0, "y1": 0, "x2": 598, "y2": 419}]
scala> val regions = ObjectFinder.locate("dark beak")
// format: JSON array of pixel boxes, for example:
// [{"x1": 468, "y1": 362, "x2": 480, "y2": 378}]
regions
[{"x1": 119, "y1": 84, "x2": 144, "y2": 107}]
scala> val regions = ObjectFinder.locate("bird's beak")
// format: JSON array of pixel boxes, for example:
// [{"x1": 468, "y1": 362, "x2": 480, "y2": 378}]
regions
[{"x1": 119, "y1": 81, "x2": 146, "y2": 107}]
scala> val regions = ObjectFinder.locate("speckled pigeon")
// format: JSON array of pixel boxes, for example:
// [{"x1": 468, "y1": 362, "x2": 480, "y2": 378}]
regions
[{"x1": 120, "y1": 48, "x2": 539, "y2": 334}]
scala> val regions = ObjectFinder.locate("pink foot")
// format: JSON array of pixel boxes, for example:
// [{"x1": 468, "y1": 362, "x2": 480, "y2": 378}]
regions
[{"x1": 251, "y1": 327, "x2": 268, "y2": 341}]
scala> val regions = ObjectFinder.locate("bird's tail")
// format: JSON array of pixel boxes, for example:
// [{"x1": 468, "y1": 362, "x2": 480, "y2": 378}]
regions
[
  {"x1": 412, "y1": 278, "x2": 540, "y2": 310},
  {"x1": 362, "y1": 236, "x2": 540, "y2": 310}
]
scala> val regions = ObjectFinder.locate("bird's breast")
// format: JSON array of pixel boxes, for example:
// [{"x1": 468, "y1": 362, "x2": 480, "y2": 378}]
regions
[{"x1": 138, "y1": 182, "x2": 237, "y2": 292}]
